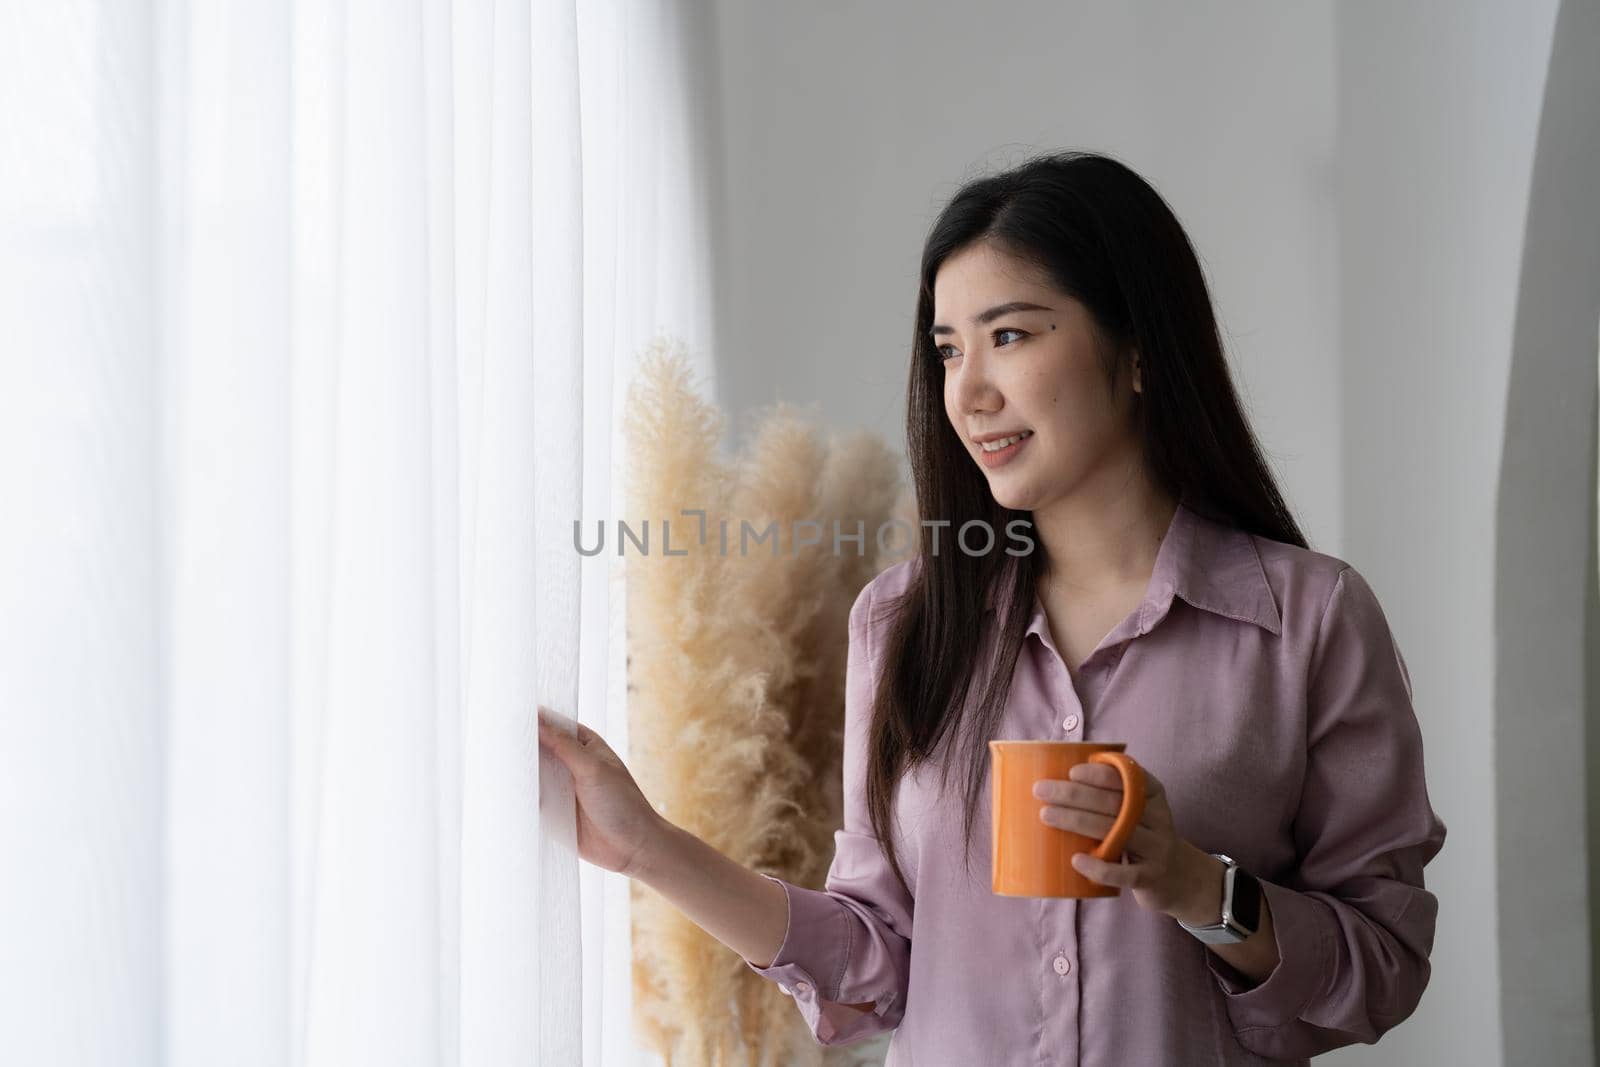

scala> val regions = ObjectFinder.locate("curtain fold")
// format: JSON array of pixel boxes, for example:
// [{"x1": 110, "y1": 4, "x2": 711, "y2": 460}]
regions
[{"x1": 0, "y1": 1, "x2": 717, "y2": 1064}]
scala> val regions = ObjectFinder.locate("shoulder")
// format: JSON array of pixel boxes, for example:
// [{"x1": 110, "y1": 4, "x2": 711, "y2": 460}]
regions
[
  {"x1": 1250, "y1": 532, "x2": 1349, "y2": 596},
  {"x1": 1247, "y1": 531, "x2": 1397, "y2": 659},
  {"x1": 849, "y1": 556, "x2": 922, "y2": 638}
]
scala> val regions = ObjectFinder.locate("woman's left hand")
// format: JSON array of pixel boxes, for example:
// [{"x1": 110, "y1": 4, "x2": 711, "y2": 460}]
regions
[{"x1": 1033, "y1": 761, "x2": 1206, "y2": 918}]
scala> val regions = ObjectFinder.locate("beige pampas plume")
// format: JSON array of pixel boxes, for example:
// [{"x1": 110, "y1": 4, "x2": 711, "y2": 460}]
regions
[{"x1": 623, "y1": 335, "x2": 908, "y2": 1066}]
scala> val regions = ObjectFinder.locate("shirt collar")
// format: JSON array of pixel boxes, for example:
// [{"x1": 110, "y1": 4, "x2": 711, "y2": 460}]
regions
[{"x1": 992, "y1": 496, "x2": 1283, "y2": 640}]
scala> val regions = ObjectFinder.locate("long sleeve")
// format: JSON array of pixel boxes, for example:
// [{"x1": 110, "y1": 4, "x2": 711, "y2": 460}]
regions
[
  {"x1": 744, "y1": 576, "x2": 914, "y2": 1046},
  {"x1": 1204, "y1": 565, "x2": 1448, "y2": 1059}
]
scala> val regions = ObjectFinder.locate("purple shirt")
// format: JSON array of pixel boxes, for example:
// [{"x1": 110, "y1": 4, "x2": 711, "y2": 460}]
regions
[{"x1": 745, "y1": 501, "x2": 1447, "y2": 1065}]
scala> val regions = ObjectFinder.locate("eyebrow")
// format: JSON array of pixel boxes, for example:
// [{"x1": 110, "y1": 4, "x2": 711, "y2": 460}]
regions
[{"x1": 930, "y1": 301, "x2": 1054, "y2": 338}]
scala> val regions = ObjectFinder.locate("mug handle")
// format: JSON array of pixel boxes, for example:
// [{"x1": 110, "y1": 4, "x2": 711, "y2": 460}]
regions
[{"x1": 1085, "y1": 752, "x2": 1146, "y2": 862}]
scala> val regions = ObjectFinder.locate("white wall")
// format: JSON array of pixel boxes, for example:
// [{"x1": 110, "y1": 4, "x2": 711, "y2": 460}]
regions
[
  {"x1": 1336, "y1": 1, "x2": 1567, "y2": 1063},
  {"x1": 1337, "y1": 2, "x2": 1593, "y2": 1065},
  {"x1": 698, "y1": 1, "x2": 1586, "y2": 1064},
  {"x1": 705, "y1": 0, "x2": 1344, "y2": 552}
]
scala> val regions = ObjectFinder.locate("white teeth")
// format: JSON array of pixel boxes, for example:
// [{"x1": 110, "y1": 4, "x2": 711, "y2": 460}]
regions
[{"x1": 980, "y1": 430, "x2": 1032, "y2": 452}]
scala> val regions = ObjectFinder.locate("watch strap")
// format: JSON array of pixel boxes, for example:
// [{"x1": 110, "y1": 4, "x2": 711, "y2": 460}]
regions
[{"x1": 1177, "y1": 852, "x2": 1257, "y2": 944}]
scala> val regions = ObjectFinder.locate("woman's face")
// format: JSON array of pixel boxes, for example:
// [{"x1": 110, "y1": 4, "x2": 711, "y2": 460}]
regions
[{"x1": 933, "y1": 240, "x2": 1141, "y2": 514}]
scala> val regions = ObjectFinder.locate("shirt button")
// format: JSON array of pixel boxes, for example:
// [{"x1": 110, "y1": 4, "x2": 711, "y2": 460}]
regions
[
  {"x1": 1062, "y1": 714, "x2": 1079, "y2": 731},
  {"x1": 794, "y1": 981, "x2": 811, "y2": 994},
  {"x1": 1052, "y1": 954, "x2": 1071, "y2": 976}
]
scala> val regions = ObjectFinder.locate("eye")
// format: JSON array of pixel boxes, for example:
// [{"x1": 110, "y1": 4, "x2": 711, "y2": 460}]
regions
[{"x1": 935, "y1": 328, "x2": 1028, "y2": 362}]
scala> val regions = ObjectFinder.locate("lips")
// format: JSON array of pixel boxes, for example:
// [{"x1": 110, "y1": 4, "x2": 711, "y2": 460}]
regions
[
  {"x1": 977, "y1": 429, "x2": 1033, "y2": 453},
  {"x1": 976, "y1": 430, "x2": 1033, "y2": 469}
]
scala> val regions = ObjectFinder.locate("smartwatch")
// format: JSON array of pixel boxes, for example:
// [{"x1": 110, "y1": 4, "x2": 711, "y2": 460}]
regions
[{"x1": 1177, "y1": 852, "x2": 1261, "y2": 944}]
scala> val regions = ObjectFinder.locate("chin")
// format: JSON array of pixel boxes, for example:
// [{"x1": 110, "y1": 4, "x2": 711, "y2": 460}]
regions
[{"x1": 986, "y1": 480, "x2": 1040, "y2": 512}]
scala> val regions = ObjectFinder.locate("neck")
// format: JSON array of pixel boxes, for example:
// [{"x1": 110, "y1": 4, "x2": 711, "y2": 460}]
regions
[{"x1": 1031, "y1": 465, "x2": 1178, "y2": 596}]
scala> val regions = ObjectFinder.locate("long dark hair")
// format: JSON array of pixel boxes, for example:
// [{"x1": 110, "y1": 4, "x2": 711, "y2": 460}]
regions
[{"x1": 865, "y1": 149, "x2": 1309, "y2": 898}]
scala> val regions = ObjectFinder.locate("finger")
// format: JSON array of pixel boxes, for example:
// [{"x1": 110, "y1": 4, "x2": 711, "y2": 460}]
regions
[
  {"x1": 1066, "y1": 763, "x2": 1120, "y2": 789},
  {"x1": 1033, "y1": 778, "x2": 1122, "y2": 817},
  {"x1": 537, "y1": 707, "x2": 585, "y2": 755},
  {"x1": 1070, "y1": 850, "x2": 1136, "y2": 887},
  {"x1": 1051, "y1": 770, "x2": 1136, "y2": 813},
  {"x1": 540, "y1": 710, "x2": 619, "y2": 772},
  {"x1": 538, "y1": 704, "x2": 575, "y2": 731},
  {"x1": 1039, "y1": 805, "x2": 1121, "y2": 833},
  {"x1": 573, "y1": 720, "x2": 607, "y2": 751},
  {"x1": 1038, "y1": 806, "x2": 1158, "y2": 851},
  {"x1": 1068, "y1": 761, "x2": 1163, "y2": 800},
  {"x1": 537, "y1": 723, "x2": 572, "y2": 763},
  {"x1": 538, "y1": 705, "x2": 593, "y2": 742}
]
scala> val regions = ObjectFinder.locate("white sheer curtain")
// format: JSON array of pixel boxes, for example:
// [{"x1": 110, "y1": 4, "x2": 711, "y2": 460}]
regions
[{"x1": 0, "y1": 1, "x2": 716, "y2": 1065}]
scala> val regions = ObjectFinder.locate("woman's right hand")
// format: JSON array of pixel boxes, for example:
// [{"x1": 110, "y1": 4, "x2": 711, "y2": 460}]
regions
[
  {"x1": 539, "y1": 707, "x2": 800, "y2": 973},
  {"x1": 537, "y1": 705, "x2": 669, "y2": 879}
]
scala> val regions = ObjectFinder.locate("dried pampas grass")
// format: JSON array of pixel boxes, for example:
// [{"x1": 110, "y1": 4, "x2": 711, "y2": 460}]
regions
[{"x1": 624, "y1": 336, "x2": 914, "y2": 1066}]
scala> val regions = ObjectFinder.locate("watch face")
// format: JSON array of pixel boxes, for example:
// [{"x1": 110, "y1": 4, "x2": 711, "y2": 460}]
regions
[{"x1": 1230, "y1": 869, "x2": 1261, "y2": 932}]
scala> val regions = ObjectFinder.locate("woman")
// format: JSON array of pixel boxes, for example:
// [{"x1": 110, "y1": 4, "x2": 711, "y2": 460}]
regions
[{"x1": 537, "y1": 150, "x2": 1447, "y2": 1064}]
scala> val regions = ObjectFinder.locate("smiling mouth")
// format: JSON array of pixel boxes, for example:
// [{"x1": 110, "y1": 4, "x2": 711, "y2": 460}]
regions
[
  {"x1": 978, "y1": 430, "x2": 1033, "y2": 452},
  {"x1": 976, "y1": 429, "x2": 1033, "y2": 469}
]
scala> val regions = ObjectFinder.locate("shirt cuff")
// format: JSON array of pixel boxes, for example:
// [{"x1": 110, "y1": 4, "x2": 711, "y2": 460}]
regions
[
  {"x1": 743, "y1": 874, "x2": 896, "y2": 1045},
  {"x1": 1203, "y1": 876, "x2": 1335, "y2": 1030}
]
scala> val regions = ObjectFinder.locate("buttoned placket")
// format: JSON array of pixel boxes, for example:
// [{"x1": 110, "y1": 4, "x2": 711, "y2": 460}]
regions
[
  {"x1": 1038, "y1": 900, "x2": 1082, "y2": 1064},
  {"x1": 1027, "y1": 627, "x2": 1137, "y2": 1066},
  {"x1": 1018, "y1": 590, "x2": 1152, "y2": 1065},
  {"x1": 1031, "y1": 633, "x2": 1129, "y2": 739},
  {"x1": 1031, "y1": 633, "x2": 1088, "y2": 1064}
]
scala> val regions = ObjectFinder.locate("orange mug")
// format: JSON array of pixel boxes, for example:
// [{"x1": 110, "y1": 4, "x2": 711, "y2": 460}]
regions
[{"x1": 989, "y1": 740, "x2": 1146, "y2": 898}]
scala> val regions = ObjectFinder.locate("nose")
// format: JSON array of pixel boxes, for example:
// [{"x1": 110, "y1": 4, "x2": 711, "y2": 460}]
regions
[{"x1": 950, "y1": 349, "x2": 1002, "y2": 420}]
